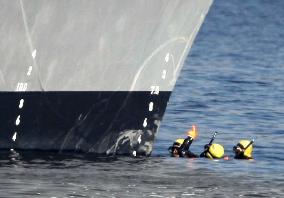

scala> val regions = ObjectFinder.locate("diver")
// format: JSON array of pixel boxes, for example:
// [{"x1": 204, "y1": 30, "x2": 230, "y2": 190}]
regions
[
  {"x1": 200, "y1": 132, "x2": 225, "y2": 159},
  {"x1": 233, "y1": 139, "x2": 254, "y2": 160},
  {"x1": 168, "y1": 125, "x2": 198, "y2": 158}
]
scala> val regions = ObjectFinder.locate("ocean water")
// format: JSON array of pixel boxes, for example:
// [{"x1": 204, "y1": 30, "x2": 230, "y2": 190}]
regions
[{"x1": 1, "y1": 0, "x2": 284, "y2": 197}]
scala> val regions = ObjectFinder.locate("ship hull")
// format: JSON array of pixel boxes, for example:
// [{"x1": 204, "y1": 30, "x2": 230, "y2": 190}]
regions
[
  {"x1": 0, "y1": 0, "x2": 213, "y2": 155},
  {"x1": 0, "y1": 91, "x2": 170, "y2": 155}
]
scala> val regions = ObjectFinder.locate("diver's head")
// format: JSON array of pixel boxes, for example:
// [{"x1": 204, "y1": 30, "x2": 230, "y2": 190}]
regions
[
  {"x1": 233, "y1": 140, "x2": 253, "y2": 158},
  {"x1": 205, "y1": 143, "x2": 224, "y2": 159},
  {"x1": 168, "y1": 138, "x2": 184, "y2": 157}
]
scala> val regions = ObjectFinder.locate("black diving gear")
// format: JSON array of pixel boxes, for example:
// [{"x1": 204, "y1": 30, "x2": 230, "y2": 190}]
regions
[
  {"x1": 233, "y1": 139, "x2": 254, "y2": 159},
  {"x1": 200, "y1": 131, "x2": 217, "y2": 157},
  {"x1": 179, "y1": 136, "x2": 198, "y2": 158},
  {"x1": 169, "y1": 136, "x2": 198, "y2": 158}
]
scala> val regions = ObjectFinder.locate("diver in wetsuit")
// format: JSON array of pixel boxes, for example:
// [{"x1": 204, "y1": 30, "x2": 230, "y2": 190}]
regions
[
  {"x1": 200, "y1": 143, "x2": 224, "y2": 159},
  {"x1": 168, "y1": 137, "x2": 198, "y2": 158},
  {"x1": 168, "y1": 125, "x2": 198, "y2": 158},
  {"x1": 200, "y1": 131, "x2": 225, "y2": 159},
  {"x1": 233, "y1": 139, "x2": 254, "y2": 160}
]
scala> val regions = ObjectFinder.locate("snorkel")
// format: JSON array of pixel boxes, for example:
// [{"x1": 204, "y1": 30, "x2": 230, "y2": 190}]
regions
[
  {"x1": 208, "y1": 131, "x2": 218, "y2": 146},
  {"x1": 244, "y1": 139, "x2": 254, "y2": 150},
  {"x1": 201, "y1": 131, "x2": 218, "y2": 159}
]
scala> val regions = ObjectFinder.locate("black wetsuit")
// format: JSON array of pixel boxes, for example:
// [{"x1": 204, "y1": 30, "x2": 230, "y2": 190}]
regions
[
  {"x1": 199, "y1": 144, "x2": 210, "y2": 158},
  {"x1": 234, "y1": 153, "x2": 253, "y2": 160},
  {"x1": 178, "y1": 137, "x2": 198, "y2": 158}
]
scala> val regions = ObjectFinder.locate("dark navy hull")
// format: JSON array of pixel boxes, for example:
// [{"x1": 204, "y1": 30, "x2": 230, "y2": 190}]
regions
[
  {"x1": 0, "y1": 91, "x2": 170, "y2": 155},
  {"x1": 0, "y1": 0, "x2": 213, "y2": 155}
]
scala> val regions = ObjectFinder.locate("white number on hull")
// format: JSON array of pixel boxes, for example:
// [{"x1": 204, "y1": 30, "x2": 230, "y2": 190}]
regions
[
  {"x1": 150, "y1": 86, "x2": 159, "y2": 95},
  {"x1": 32, "y1": 49, "x2": 37, "y2": 59},
  {"x1": 138, "y1": 135, "x2": 142, "y2": 144},
  {"x1": 19, "y1": 99, "x2": 24, "y2": 109},
  {"x1": 162, "y1": 69, "x2": 167, "y2": 79},
  {"x1": 27, "y1": 66, "x2": 33, "y2": 76},
  {"x1": 12, "y1": 132, "x2": 17, "y2": 142},
  {"x1": 16, "y1": 82, "x2": 28, "y2": 92},
  {"x1": 165, "y1": 53, "x2": 170, "y2": 63},
  {"x1": 143, "y1": 118, "x2": 148, "y2": 128},
  {"x1": 15, "y1": 115, "x2": 21, "y2": 126},
  {"x1": 148, "y1": 102, "x2": 154, "y2": 112}
]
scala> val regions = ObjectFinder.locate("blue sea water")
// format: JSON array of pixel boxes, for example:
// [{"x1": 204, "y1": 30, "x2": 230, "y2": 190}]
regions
[
  {"x1": 157, "y1": 0, "x2": 284, "y2": 163},
  {"x1": 156, "y1": 0, "x2": 284, "y2": 195},
  {"x1": 1, "y1": 0, "x2": 284, "y2": 197}
]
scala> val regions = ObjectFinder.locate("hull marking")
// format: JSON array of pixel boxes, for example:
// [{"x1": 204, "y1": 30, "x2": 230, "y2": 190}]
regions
[
  {"x1": 27, "y1": 66, "x2": 33, "y2": 76},
  {"x1": 162, "y1": 70, "x2": 167, "y2": 79},
  {"x1": 148, "y1": 102, "x2": 154, "y2": 112},
  {"x1": 12, "y1": 132, "x2": 17, "y2": 142},
  {"x1": 150, "y1": 86, "x2": 160, "y2": 95},
  {"x1": 138, "y1": 135, "x2": 142, "y2": 144},
  {"x1": 143, "y1": 118, "x2": 148, "y2": 128},
  {"x1": 165, "y1": 53, "x2": 170, "y2": 62},
  {"x1": 16, "y1": 82, "x2": 28, "y2": 92},
  {"x1": 19, "y1": 99, "x2": 24, "y2": 109},
  {"x1": 32, "y1": 49, "x2": 37, "y2": 59},
  {"x1": 15, "y1": 115, "x2": 21, "y2": 126}
]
